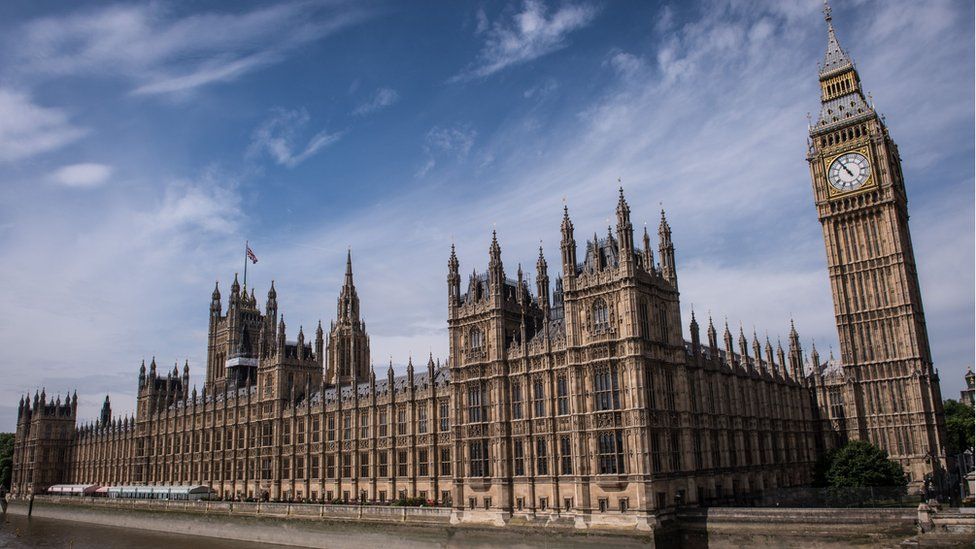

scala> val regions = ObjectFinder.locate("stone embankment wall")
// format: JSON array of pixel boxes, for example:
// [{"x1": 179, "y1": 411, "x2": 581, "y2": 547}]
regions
[
  {"x1": 676, "y1": 507, "x2": 919, "y2": 547},
  {"x1": 6, "y1": 497, "x2": 654, "y2": 549},
  {"x1": 11, "y1": 497, "x2": 974, "y2": 548},
  {"x1": 7, "y1": 500, "x2": 450, "y2": 549}
]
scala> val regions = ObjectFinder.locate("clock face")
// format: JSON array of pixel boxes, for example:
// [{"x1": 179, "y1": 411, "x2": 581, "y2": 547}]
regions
[{"x1": 827, "y1": 152, "x2": 870, "y2": 192}]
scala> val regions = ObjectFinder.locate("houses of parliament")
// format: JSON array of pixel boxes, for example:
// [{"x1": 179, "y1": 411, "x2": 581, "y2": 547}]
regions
[{"x1": 10, "y1": 4, "x2": 948, "y2": 529}]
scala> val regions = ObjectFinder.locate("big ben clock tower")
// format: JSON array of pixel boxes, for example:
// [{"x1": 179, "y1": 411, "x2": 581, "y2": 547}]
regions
[{"x1": 807, "y1": 2, "x2": 947, "y2": 486}]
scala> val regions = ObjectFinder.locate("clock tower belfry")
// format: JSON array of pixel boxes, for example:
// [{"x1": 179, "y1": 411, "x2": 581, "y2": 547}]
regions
[{"x1": 807, "y1": 2, "x2": 947, "y2": 486}]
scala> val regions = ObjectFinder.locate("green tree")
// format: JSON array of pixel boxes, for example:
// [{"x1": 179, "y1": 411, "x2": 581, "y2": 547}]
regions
[
  {"x1": 825, "y1": 440, "x2": 907, "y2": 489},
  {"x1": 943, "y1": 399, "x2": 975, "y2": 456},
  {"x1": 812, "y1": 447, "x2": 838, "y2": 487},
  {"x1": 0, "y1": 432, "x2": 13, "y2": 490}
]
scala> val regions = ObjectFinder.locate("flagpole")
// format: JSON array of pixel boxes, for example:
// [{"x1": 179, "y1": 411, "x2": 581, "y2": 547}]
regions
[{"x1": 243, "y1": 240, "x2": 248, "y2": 290}]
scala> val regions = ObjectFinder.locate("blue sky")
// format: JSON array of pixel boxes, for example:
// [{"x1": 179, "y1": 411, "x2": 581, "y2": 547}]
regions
[{"x1": 0, "y1": 0, "x2": 972, "y2": 428}]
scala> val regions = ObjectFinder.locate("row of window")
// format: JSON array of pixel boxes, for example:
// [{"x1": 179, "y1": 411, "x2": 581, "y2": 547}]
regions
[
  {"x1": 510, "y1": 376, "x2": 571, "y2": 419},
  {"x1": 468, "y1": 369, "x2": 622, "y2": 423},
  {"x1": 133, "y1": 403, "x2": 451, "y2": 457},
  {"x1": 106, "y1": 426, "x2": 811, "y2": 486},
  {"x1": 468, "y1": 296, "x2": 669, "y2": 345},
  {"x1": 473, "y1": 430, "x2": 625, "y2": 478},
  {"x1": 134, "y1": 448, "x2": 454, "y2": 483}
]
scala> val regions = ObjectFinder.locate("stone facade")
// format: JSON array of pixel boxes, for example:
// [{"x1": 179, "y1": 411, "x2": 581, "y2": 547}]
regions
[
  {"x1": 446, "y1": 199, "x2": 816, "y2": 527},
  {"x1": 10, "y1": 3, "x2": 949, "y2": 525},
  {"x1": 11, "y1": 192, "x2": 819, "y2": 527}
]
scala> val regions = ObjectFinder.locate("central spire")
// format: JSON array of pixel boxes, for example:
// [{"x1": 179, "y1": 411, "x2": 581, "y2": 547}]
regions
[
  {"x1": 337, "y1": 249, "x2": 360, "y2": 323},
  {"x1": 345, "y1": 248, "x2": 354, "y2": 286},
  {"x1": 328, "y1": 249, "x2": 369, "y2": 386},
  {"x1": 820, "y1": 0, "x2": 852, "y2": 77},
  {"x1": 812, "y1": 0, "x2": 873, "y2": 134}
]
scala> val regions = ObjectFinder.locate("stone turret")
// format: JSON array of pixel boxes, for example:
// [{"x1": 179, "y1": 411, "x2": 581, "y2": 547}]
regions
[
  {"x1": 616, "y1": 187, "x2": 635, "y2": 273},
  {"x1": 327, "y1": 251, "x2": 371, "y2": 386},
  {"x1": 536, "y1": 247, "x2": 549, "y2": 314},
  {"x1": 560, "y1": 206, "x2": 577, "y2": 286},
  {"x1": 448, "y1": 244, "x2": 461, "y2": 312},
  {"x1": 99, "y1": 395, "x2": 111, "y2": 426},
  {"x1": 658, "y1": 209, "x2": 677, "y2": 288},
  {"x1": 707, "y1": 316, "x2": 718, "y2": 352}
]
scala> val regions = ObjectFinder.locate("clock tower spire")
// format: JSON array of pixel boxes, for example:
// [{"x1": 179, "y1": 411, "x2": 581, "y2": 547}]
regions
[{"x1": 807, "y1": 0, "x2": 947, "y2": 490}]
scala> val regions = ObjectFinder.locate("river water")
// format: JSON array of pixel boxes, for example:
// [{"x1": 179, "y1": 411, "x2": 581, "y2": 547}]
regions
[{"x1": 0, "y1": 513, "x2": 287, "y2": 549}]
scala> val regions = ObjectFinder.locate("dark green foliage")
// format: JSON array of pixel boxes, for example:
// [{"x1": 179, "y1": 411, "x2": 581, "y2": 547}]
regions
[
  {"x1": 823, "y1": 440, "x2": 907, "y2": 489},
  {"x1": 0, "y1": 432, "x2": 13, "y2": 490},
  {"x1": 812, "y1": 447, "x2": 838, "y2": 487},
  {"x1": 943, "y1": 399, "x2": 975, "y2": 456}
]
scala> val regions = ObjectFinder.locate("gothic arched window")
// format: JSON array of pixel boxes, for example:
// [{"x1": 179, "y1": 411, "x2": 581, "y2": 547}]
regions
[
  {"x1": 511, "y1": 381, "x2": 523, "y2": 420},
  {"x1": 597, "y1": 431, "x2": 624, "y2": 475},
  {"x1": 592, "y1": 298, "x2": 609, "y2": 331},
  {"x1": 638, "y1": 298, "x2": 650, "y2": 340},
  {"x1": 533, "y1": 380, "x2": 545, "y2": 417},
  {"x1": 594, "y1": 367, "x2": 620, "y2": 411},
  {"x1": 469, "y1": 327, "x2": 484, "y2": 350}
]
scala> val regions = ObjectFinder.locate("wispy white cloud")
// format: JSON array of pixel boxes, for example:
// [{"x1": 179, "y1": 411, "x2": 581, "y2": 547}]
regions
[
  {"x1": 249, "y1": 108, "x2": 342, "y2": 168},
  {"x1": 523, "y1": 77, "x2": 559, "y2": 99},
  {"x1": 10, "y1": 2, "x2": 372, "y2": 96},
  {"x1": 131, "y1": 51, "x2": 280, "y2": 96},
  {"x1": 654, "y1": 5, "x2": 675, "y2": 35},
  {"x1": 353, "y1": 87, "x2": 400, "y2": 115},
  {"x1": 357, "y1": 0, "x2": 970, "y2": 392},
  {"x1": 605, "y1": 50, "x2": 643, "y2": 78},
  {"x1": 51, "y1": 163, "x2": 113, "y2": 188},
  {"x1": 416, "y1": 125, "x2": 477, "y2": 177},
  {"x1": 425, "y1": 125, "x2": 476, "y2": 157},
  {"x1": 0, "y1": 88, "x2": 88, "y2": 162},
  {"x1": 452, "y1": 0, "x2": 598, "y2": 81},
  {"x1": 150, "y1": 177, "x2": 241, "y2": 235},
  {"x1": 474, "y1": 7, "x2": 490, "y2": 34},
  {"x1": 0, "y1": 166, "x2": 244, "y2": 423},
  {"x1": 0, "y1": 0, "x2": 971, "y2": 428}
]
